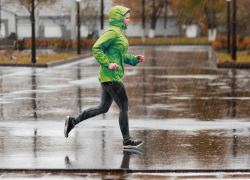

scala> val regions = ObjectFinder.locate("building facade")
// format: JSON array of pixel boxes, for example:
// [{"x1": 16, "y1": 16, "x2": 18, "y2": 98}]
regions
[
  {"x1": 0, "y1": 8, "x2": 17, "y2": 38},
  {"x1": 1, "y1": 0, "x2": 180, "y2": 39}
]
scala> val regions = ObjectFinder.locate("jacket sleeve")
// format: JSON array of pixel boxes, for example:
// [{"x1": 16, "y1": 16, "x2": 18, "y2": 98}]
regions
[
  {"x1": 124, "y1": 54, "x2": 139, "y2": 66},
  {"x1": 92, "y1": 29, "x2": 117, "y2": 67}
]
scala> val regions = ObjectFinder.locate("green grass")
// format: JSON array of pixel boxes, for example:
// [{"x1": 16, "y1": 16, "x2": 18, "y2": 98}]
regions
[{"x1": 218, "y1": 51, "x2": 250, "y2": 63}]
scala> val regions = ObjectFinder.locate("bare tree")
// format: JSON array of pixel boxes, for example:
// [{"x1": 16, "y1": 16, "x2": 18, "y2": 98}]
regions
[
  {"x1": 170, "y1": 0, "x2": 225, "y2": 40},
  {"x1": 3, "y1": 0, "x2": 59, "y2": 13},
  {"x1": 114, "y1": 0, "x2": 173, "y2": 38}
]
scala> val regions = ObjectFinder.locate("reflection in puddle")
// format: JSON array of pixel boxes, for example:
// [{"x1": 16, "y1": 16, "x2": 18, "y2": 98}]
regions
[
  {"x1": 121, "y1": 149, "x2": 144, "y2": 169},
  {"x1": 64, "y1": 148, "x2": 145, "y2": 169},
  {"x1": 32, "y1": 68, "x2": 37, "y2": 120},
  {"x1": 0, "y1": 46, "x2": 250, "y2": 170}
]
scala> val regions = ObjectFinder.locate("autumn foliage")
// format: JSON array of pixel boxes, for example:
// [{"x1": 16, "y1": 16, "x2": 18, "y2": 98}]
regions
[
  {"x1": 213, "y1": 36, "x2": 250, "y2": 50},
  {"x1": 16, "y1": 38, "x2": 97, "y2": 50},
  {"x1": 15, "y1": 37, "x2": 250, "y2": 50}
]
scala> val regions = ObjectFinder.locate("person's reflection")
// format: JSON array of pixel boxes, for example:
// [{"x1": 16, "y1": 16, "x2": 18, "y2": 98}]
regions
[
  {"x1": 101, "y1": 130, "x2": 106, "y2": 166},
  {"x1": 120, "y1": 149, "x2": 144, "y2": 169},
  {"x1": 64, "y1": 148, "x2": 144, "y2": 169},
  {"x1": 32, "y1": 68, "x2": 37, "y2": 120},
  {"x1": 64, "y1": 155, "x2": 72, "y2": 168}
]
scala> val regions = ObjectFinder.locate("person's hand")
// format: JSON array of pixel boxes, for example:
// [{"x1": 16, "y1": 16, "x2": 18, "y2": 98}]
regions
[
  {"x1": 137, "y1": 55, "x2": 144, "y2": 63},
  {"x1": 108, "y1": 63, "x2": 119, "y2": 70}
]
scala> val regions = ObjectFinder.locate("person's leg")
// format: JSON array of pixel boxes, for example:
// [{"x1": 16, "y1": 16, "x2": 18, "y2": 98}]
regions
[
  {"x1": 74, "y1": 84, "x2": 113, "y2": 124},
  {"x1": 102, "y1": 81, "x2": 144, "y2": 148},
  {"x1": 102, "y1": 81, "x2": 130, "y2": 141},
  {"x1": 64, "y1": 84, "x2": 113, "y2": 138}
]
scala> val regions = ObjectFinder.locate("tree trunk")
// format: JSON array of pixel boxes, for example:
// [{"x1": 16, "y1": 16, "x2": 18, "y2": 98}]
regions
[
  {"x1": 204, "y1": 6, "x2": 217, "y2": 41},
  {"x1": 149, "y1": 18, "x2": 157, "y2": 38},
  {"x1": 208, "y1": 28, "x2": 217, "y2": 41},
  {"x1": 31, "y1": 0, "x2": 36, "y2": 63},
  {"x1": 149, "y1": 0, "x2": 157, "y2": 38}
]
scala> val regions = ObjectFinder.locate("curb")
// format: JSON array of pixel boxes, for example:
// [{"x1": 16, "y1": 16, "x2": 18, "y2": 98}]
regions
[
  {"x1": 0, "y1": 53, "x2": 93, "y2": 68},
  {"x1": 130, "y1": 44, "x2": 212, "y2": 46},
  {"x1": 1, "y1": 169, "x2": 250, "y2": 174},
  {"x1": 217, "y1": 63, "x2": 250, "y2": 69}
]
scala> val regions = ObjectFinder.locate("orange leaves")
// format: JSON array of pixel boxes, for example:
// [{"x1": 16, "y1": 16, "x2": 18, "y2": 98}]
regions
[
  {"x1": 21, "y1": 38, "x2": 97, "y2": 50},
  {"x1": 213, "y1": 36, "x2": 250, "y2": 50}
]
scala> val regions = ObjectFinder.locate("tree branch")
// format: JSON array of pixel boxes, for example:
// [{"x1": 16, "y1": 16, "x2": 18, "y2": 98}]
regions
[
  {"x1": 204, "y1": 6, "x2": 212, "y2": 29},
  {"x1": 19, "y1": 0, "x2": 31, "y2": 13},
  {"x1": 35, "y1": 0, "x2": 41, "y2": 9},
  {"x1": 156, "y1": 3, "x2": 163, "y2": 19}
]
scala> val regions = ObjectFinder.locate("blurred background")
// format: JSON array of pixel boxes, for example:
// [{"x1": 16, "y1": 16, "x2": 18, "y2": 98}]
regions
[{"x1": 0, "y1": 0, "x2": 249, "y2": 49}]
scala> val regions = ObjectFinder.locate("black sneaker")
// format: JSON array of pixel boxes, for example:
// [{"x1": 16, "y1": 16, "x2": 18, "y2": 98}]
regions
[
  {"x1": 123, "y1": 137, "x2": 144, "y2": 149},
  {"x1": 64, "y1": 116, "x2": 75, "y2": 138}
]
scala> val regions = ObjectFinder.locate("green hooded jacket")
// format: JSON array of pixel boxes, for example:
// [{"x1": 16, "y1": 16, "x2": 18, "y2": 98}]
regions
[{"x1": 92, "y1": 6, "x2": 139, "y2": 83}]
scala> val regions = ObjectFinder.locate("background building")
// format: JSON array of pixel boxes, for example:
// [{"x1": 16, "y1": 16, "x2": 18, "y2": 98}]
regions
[
  {"x1": 0, "y1": 8, "x2": 17, "y2": 38},
  {"x1": 0, "y1": 0, "x2": 179, "y2": 39}
]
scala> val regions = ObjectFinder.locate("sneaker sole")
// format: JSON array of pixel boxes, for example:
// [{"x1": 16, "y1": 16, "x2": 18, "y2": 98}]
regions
[
  {"x1": 64, "y1": 116, "x2": 70, "y2": 138},
  {"x1": 123, "y1": 141, "x2": 144, "y2": 149}
]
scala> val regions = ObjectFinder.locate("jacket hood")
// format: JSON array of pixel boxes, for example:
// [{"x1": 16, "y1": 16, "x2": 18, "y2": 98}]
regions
[{"x1": 109, "y1": 6, "x2": 130, "y2": 30}]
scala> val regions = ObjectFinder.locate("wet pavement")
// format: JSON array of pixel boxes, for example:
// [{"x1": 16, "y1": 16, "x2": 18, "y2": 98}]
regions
[
  {"x1": 1, "y1": 45, "x2": 250, "y2": 173},
  {"x1": 3, "y1": 171, "x2": 250, "y2": 179}
]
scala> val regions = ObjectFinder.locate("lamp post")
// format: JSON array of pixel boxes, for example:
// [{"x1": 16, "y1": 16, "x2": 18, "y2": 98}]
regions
[
  {"x1": 100, "y1": 0, "x2": 104, "y2": 30},
  {"x1": 76, "y1": 0, "x2": 82, "y2": 55},
  {"x1": 232, "y1": 0, "x2": 236, "y2": 61},
  {"x1": 225, "y1": 0, "x2": 231, "y2": 54},
  {"x1": 31, "y1": 0, "x2": 36, "y2": 63},
  {"x1": 142, "y1": 0, "x2": 145, "y2": 42},
  {"x1": 0, "y1": 0, "x2": 2, "y2": 36}
]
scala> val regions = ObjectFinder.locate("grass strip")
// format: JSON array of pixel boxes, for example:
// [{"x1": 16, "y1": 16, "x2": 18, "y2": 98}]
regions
[
  {"x1": 128, "y1": 37, "x2": 211, "y2": 45},
  {"x1": 0, "y1": 52, "x2": 78, "y2": 64},
  {"x1": 218, "y1": 51, "x2": 250, "y2": 63}
]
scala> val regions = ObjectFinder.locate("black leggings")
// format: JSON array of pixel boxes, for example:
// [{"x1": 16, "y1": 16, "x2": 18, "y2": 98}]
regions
[{"x1": 74, "y1": 81, "x2": 130, "y2": 140}]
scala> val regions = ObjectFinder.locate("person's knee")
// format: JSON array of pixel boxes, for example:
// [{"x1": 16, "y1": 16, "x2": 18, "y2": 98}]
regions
[
  {"x1": 103, "y1": 107, "x2": 109, "y2": 114},
  {"x1": 119, "y1": 100, "x2": 129, "y2": 112},
  {"x1": 119, "y1": 105, "x2": 129, "y2": 113}
]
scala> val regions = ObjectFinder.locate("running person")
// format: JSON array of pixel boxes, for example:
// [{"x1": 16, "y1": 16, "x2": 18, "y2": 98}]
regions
[{"x1": 64, "y1": 6, "x2": 144, "y2": 149}]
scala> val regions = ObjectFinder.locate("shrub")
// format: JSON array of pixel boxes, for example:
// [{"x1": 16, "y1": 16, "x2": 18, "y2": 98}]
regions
[
  {"x1": 213, "y1": 35, "x2": 250, "y2": 50},
  {"x1": 21, "y1": 38, "x2": 97, "y2": 50}
]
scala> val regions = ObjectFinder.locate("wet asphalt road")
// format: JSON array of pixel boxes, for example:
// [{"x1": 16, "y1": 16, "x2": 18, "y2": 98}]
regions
[{"x1": 1, "y1": 45, "x2": 250, "y2": 171}]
